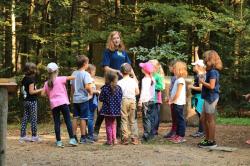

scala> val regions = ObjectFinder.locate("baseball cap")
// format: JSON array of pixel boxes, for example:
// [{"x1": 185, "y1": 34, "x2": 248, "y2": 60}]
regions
[
  {"x1": 139, "y1": 62, "x2": 154, "y2": 74},
  {"x1": 191, "y1": 60, "x2": 205, "y2": 67},
  {"x1": 47, "y1": 62, "x2": 59, "y2": 73}
]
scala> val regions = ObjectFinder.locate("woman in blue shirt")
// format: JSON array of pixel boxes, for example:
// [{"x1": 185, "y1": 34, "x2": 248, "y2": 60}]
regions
[{"x1": 94, "y1": 31, "x2": 134, "y2": 141}]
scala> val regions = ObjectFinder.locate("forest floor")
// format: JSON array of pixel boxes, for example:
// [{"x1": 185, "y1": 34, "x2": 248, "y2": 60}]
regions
[{"x1": 6, "y1": 121, "x2": 250, "y2": 166}]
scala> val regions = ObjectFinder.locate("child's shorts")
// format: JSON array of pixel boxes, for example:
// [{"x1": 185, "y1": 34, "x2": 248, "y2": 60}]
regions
[
  {"x1": 73, "y1": 101, "x2": 89, "y2": 120},
  {"x1": 203, "y1": 98, "x2": 219, "y2": 114}
]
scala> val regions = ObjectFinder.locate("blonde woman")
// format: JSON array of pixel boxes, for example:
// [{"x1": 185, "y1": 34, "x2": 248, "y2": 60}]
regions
[{"x1": 95, "y1": 31, "x2": 133, "y2": 140}]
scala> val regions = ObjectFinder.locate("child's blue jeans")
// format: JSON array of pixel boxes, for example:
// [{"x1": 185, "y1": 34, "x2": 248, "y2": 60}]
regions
[
  {"x1": 52, "y1": 104, "x2": 74, "y2": 141},
  {"x1": 173, "y1": 104, "x2": 186, "y2": 137}
]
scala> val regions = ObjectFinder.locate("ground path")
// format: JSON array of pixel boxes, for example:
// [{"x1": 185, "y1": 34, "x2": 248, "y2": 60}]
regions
[{"x1": 6, "y1": 123, "x2": 250, "y2": 166}]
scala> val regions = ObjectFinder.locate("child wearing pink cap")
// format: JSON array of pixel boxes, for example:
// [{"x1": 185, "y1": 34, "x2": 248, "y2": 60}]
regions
[{"x1": 138, "y1": 62, "x2": 155, "y2": 141}]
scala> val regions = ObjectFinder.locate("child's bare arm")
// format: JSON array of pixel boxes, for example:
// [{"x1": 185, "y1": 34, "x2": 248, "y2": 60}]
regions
[
  {"x1": 29, "y1": 83, "x2": 43, "y2": 95},
  {"x1": 85, "y1": 83, "x2": 93, "y2": 95},
  {"x1": 66, "y1": 76, "x2": 75, "y2": 81}
]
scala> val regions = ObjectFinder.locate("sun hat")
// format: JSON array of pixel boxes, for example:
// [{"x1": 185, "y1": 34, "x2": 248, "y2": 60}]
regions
[
  {"x1": 139, "y1": 62, "x2": 154, "y2": 74},
  {"x1": 191, "y1": 60, "x2": 205, "y2": 67},
  {"x1": 47, "y1": 62, "x2": 59, "y2": 73}
]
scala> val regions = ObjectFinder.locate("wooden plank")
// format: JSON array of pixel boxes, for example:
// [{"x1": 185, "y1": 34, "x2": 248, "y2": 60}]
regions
[
  {"x1": 209, "y1": 146, "x2": 237, "y2": 152},
  {"x1": 0, "y1": 78, "x2": 17, "y2": 93}
]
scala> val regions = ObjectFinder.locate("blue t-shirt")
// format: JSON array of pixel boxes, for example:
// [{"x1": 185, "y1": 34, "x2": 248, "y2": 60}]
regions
[
  {"x1": 102, "y1": 49, "x2": 131, "y2": 70},
  {"x1": 201, "y1": 69, "x2": 220, "y2": 103},
  {"x1": 71, "y1": 70, "x2": 92, "y2": 103}
]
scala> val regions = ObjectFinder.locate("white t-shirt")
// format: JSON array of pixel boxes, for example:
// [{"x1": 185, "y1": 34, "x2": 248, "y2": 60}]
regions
[
  {"x1": 139, "y1": 76, "x2": 155, "y2": 103},
  {"x1": 118, "y1": 77, "x2": 138, "y2": 100},
  {"x1": 170, "y1": 77, "x2": 186, "y2": 105}
]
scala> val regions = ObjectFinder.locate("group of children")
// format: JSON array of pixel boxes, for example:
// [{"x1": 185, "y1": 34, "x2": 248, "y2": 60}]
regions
[{"x1": 20, "y1": 48, "x2": 224, "y2": 149}]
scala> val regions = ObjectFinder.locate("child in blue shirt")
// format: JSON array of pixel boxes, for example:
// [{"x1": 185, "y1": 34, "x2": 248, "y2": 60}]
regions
[{"x1": 198, "y1": 50, "x2": 223, "y2": 148}]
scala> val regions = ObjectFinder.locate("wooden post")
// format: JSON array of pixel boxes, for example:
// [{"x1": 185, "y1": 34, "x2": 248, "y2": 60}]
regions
[
  {"x1": 0, "y1": 88, "x2": 8, "y2": 166},
  {"x1": 0, "y1": 78, "x2": 17, "y2": 166}
]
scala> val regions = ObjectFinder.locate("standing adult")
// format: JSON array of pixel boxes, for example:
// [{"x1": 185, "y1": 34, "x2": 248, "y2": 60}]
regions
[{"x1": 94, "y1": 31, "x2": 134, "y2": 140}]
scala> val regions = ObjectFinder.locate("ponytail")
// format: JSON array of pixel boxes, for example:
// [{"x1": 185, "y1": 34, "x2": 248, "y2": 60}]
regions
[{"x1": 48, "y1": 71, "x2": 58, "y2": 89}]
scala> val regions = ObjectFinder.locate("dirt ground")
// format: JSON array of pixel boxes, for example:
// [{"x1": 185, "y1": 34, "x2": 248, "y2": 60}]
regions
[{"x1": 6, "y1": 122, "x2": 250, "y2": 166}]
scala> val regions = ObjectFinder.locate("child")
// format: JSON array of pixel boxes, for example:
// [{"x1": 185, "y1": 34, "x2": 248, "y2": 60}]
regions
[
  {"x1": 99, "y1": 71, "x2": 123, "y2": 145},
  {"x1": 42, "y1": 62, "x2": 77, "y2": 147},
  {"x1": 189, "y1": 59, "x2": 206, "y2": 137},
  {"x1": 138, "y1": 62, "x2": 155, "y2": 141},
  {"x1": 86, "y1": 64, "x2": 100, "y2": 143},
  {"x1": 198, "y1": 50, "x2": 223, "y2": 148},
  {"x1": 19, "y1": 62, "x2": 43, "y2": 143},
  {"x1": 243, "y1": 93, "x2": 250, "y2": 144},
  {"x1": 169, "y1": 61, "x2": 188, "y2": 143},
  {"x1": 149, "y1": 59, "x2": 165, "y2": 136},
  {"x1": 164, "y1": 60, "x2": 177, "y2": 139},
  {"x1": 118, "y1": 63, "x2": 140, "y2": 145},
  {"x1": 71, "y1": 55, "x2": 93, "y2": 144}
]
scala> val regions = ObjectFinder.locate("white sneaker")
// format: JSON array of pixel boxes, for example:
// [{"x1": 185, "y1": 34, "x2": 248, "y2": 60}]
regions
[
  {"x1": 19, "y1": 136, "x2": 31, "y2": 143},
  {"x1": 31, "y1": 136, "x2": 42, "y2": 142}
]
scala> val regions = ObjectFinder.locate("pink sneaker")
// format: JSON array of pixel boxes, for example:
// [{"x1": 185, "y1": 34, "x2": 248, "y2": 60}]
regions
[
  {"x1": 171, "y1": 136, "x2": 186, "y2": 144},
  {"x1": 166, "y1": 134, "x2": 177, "y2": 141}
]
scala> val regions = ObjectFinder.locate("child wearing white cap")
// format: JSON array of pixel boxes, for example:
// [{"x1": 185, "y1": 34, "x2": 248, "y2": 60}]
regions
[
  {"x1": 42, "y1": 62, "x2": 78, "y2": 148},
  {"x1": 189, "y1": 59, "x2": 206, "y2": 138}
]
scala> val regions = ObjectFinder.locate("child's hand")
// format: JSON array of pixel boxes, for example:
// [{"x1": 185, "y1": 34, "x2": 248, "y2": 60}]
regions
[
  {"x1": 195, "y1": 46, "x2": 199, "y2": 53},
  {"x1": 187, "y1": 84, "x2": 193, "y2": 89},
  {"x1": 243, "y1": 94, "x2": 250, "y2": 102},
  {"x1": 94, "y1": 90, "x2": 100, "y2": 95}
]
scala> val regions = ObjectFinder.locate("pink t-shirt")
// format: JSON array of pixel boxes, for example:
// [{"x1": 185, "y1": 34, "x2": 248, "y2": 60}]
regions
[{"x1": 44, "y1": 76, "x2": 70, "y2": 110}]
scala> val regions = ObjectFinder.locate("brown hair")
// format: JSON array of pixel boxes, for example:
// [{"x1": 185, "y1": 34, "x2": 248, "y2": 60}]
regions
[
  {"x1": 203, "y1": 50, "x2": 223, "y2": 71},
  {"x1": 120, "y1": 63, "x2": 132, "y2": 75},
  {"x1": 86, "y1": 64, "x2": 96, "y2": 73},
  {"x1": 174, "y1": 61, "x2": 188, "y2": 78},
  {"x1": 76, "y1": 55, "x2": 89, "y2": 69},
  {"x1": 105, "y1": 71, "x2": 118, "y2": 94},
  {"x1": 24, "y1": 62, "x2": 37, "y2": 76},
  {"x1": 106, "y1": 31, "x2": 125, "y2": 52}
]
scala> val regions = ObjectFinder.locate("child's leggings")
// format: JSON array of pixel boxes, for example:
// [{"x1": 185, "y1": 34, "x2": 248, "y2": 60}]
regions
[
  {"x1": 20, "y1": 100, "x2": 37, "y2": 137},
  {"x1": 105, "y1": 116, "x2": 116, "y2": 144},
  {"x1": 52, "y1": 104, "x2": 74, "y2": 141}
]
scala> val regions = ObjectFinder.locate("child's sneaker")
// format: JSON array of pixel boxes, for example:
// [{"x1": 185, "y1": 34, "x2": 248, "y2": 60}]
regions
[
  {"x1": 86, "y1": 137, "x2": 94, "y2": 144},
  {"x1": 31, "y1": 136, "x2": 42, "y2": 142},
  {"x1": 198, "y1": 140, "x2": 217, "y2": 148},
  {"x1": 79, "y1": 137, "x2": 87, "y2": 144},
  {"x1": 121, "y1": 138, "x2": 129, "y2": 145},
  {"x1": 131, "y1": 138, "x2": 139, "y2": 145},
  {"x1": 198, "y1": 139, "x2": 208, "y2": 146},
  {"x1": 56, "y1": 141, "x2": 64, "y2": 148},
  {"x1": 190, "y1": 131, "x2": 204, "y2": 138},
  {"x1": 113, "y1": 139, "x2": 118, "y2": 145},
  {"x1": 163, "y1": 131, "x2": 176, "y2": 139},
  {"x1": 74, "y1": 135, "x2": 78, "y2": 143},
  {"x1": 69, "y1": 138, "x2": 78, "y2": 146},
  {"x1": 170, "y1": 135, "x2": 186, "y2": 144},
  {"x1": 93, "y1": 133, "x2": 99, "y2": 142},
  {"x1": 19, "y1": 136, "x2": 31, "y2": 143},
  {"x1": 166, "y1": 134, "x2": 177, "y2": 141}
]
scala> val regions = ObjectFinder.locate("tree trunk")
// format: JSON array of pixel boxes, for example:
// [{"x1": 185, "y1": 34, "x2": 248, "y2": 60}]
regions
[{"x1": 11, "y1": 0, "x2": 16, "y2": 73}]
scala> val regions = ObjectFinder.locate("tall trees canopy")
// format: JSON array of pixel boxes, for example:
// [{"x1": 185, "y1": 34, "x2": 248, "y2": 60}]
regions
[{"x1": 0, "y1": 0, "x2": 249, "y2": 118}]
